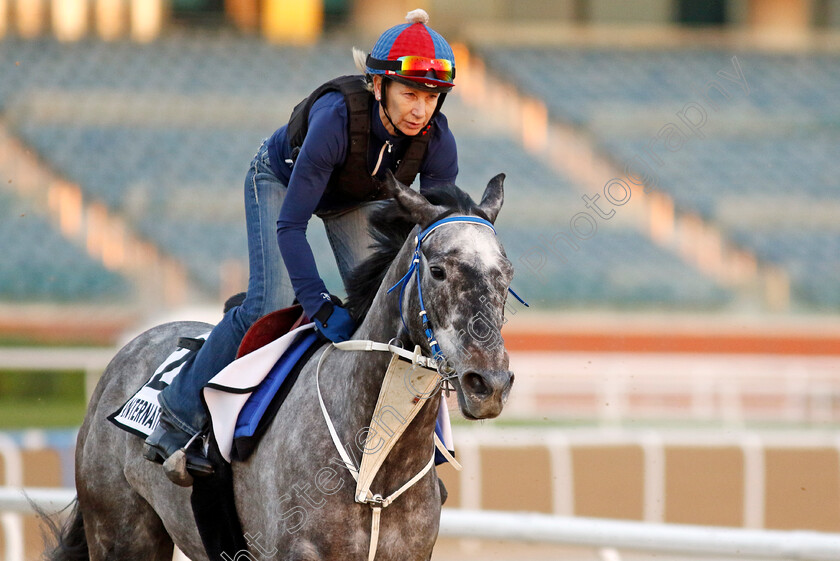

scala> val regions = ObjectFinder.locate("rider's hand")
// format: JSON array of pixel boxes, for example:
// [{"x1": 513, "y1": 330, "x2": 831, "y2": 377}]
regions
[{"x1": 312, "y1": 298, "x2": 355, "y2": 342}]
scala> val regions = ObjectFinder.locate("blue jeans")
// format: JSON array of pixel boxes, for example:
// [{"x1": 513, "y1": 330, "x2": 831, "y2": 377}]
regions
[{"x1": 158, "y1": 141, "x2": 385, "y2": 434}]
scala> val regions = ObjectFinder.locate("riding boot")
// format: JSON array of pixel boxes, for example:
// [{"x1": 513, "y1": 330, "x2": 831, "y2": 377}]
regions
[{"x1": 143, "y1": 412, "x2": 214, "y2": 485}]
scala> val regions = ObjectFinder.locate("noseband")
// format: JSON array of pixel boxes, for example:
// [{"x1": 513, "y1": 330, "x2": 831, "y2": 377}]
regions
[{"x1": 386, "y1": 215, "x2": 528, "y2": 374}]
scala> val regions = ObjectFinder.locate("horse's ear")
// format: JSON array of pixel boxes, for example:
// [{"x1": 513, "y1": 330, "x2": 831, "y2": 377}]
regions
[
  {"x1": 477, "y1": 173, "x2": 505, "y2": 224},
  {"x1": 384, "y1": 171, "x2": 446, "y2": 226}
]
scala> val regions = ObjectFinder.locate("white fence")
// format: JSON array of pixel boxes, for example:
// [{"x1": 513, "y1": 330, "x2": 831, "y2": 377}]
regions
[
  {"x1": 439, "y1": 510, "x2": 840, "y2": 560},
  {"x1": 0, "y1": 346, "x2": 113, "y2": 398},
  {"x1": 4, "y1": 346, "x2": 840, "y2": 425},
  {"x1": 3, "y1": 486, "x2": 840, "y2": 561},
  {"x1": 507, "y1": 351, "x2": 840, "y2": 425},
  {"x1": 0, "y1": 487, "x2": 76, "y2": 561}
]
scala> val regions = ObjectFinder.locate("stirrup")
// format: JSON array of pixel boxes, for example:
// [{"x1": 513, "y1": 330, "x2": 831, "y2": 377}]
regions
[{"x1": 144, "y1": 428, "x2": 214, "y2": 486}]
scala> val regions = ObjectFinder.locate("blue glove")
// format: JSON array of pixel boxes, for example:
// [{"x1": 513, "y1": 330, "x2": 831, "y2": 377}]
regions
[{"x1": 312, "y1": 300, "x2": 355, "y2": 342}]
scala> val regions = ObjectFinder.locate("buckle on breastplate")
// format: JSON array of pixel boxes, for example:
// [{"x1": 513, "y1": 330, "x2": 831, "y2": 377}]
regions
[{"x1": 365, "y1": 493, "x2": 384, "y2": 508}]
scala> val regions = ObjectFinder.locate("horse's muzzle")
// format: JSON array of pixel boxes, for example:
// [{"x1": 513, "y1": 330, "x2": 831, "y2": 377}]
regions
[{"x1": 458, "y1": 369, "x2": 514, "y2": 419}]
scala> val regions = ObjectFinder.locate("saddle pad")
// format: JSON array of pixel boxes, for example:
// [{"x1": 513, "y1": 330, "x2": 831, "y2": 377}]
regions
[
  {"x1": 230, "y1": 330, "x2": 320, "y2": 461},
  {"x1": 435, "y1": 400, "x2": 455, "y2": 465},
  {"x1": 203, "y1": 322, "x2": 317, "y2": 462},
  {"x1": 108, "y1": 332, "x2": 211, "y2": 438}
]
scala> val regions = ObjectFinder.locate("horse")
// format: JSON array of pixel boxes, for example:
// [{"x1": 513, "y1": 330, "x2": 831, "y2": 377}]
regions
[{"x1": 46, "y1": 173, "x2": 516, "y2": 561}]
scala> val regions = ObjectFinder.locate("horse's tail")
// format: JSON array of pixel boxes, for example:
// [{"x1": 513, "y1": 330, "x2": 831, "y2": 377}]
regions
[{"x1": 38, "y1": 497, "x2": 89, "y2": 561}]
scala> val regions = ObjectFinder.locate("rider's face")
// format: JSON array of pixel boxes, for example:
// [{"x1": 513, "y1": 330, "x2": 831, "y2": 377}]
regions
[{"x1": 373, "y1": 76, "x2": 440, "y2": 136}]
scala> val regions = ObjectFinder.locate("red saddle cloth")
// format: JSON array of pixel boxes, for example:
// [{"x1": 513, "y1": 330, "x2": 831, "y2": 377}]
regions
[{"x1": 236, "y1": 304, "x2": 310, "y2": 359}]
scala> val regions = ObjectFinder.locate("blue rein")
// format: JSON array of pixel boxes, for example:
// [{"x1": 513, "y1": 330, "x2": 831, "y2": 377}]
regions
[{"x1": 386, "y1": 216, "x2": 529, "y2": 365}]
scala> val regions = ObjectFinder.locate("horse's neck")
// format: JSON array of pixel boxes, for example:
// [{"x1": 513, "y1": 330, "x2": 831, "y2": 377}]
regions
[
  {"x1": 332, "y1": 237, "x2": 416, "y2": 412},
  {"x1": 325, "y1": 236, "x2": 442, "y2": 482},
  {"x1": 355, "y1": 236, "x2": 415, "y2": 344}
]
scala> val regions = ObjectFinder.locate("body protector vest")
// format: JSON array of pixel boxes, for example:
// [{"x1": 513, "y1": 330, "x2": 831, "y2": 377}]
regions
[{"x1": 286, "y1": 75, "x2": 433, "y2": 204}]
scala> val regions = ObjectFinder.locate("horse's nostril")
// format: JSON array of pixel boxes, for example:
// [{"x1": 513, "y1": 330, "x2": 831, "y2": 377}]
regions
[
  {"x1": 509, "y1": 372, "x2": 515, "y2": 386},
  {"x1": 462, "y1": 372, "x2": 491, "y2": 399}
]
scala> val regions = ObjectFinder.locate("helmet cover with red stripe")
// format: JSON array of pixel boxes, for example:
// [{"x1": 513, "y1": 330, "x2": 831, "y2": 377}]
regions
[{"x1": 365, "y1": 9, "x2": 455, "y2": 92}]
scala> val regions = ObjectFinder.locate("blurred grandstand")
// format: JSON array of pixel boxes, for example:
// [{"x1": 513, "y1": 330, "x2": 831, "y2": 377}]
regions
[{"x1": 0, "y1": 0, "x2": 838, "y2": 343}]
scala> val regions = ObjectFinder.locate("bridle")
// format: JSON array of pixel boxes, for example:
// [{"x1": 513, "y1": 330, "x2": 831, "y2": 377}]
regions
[
  {"x1": 386, "y1": 215, "x2": 528, "y2": 381},
  {"x1": 316, "y1": 214, "x2": 526, "y2": 561}
]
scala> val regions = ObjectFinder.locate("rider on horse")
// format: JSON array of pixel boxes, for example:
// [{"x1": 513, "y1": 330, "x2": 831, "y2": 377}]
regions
[{"x1": 143, "y1": 9, "x2": 459, "y2": 484}]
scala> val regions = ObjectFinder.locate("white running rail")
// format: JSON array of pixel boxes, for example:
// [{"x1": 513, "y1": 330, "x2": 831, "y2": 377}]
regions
[
  {"x1": 439, "y1": 509, "x2": 840, "y2": 560},
  {"x1": 0, "y1": 487, "x2": 77, "y2": 513},
  {"x1": 4, "y1": 487, "x2": 840, "y2": 561}
]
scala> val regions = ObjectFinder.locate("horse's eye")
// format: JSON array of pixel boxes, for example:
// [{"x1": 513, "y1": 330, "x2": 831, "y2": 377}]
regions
[{"x1": 429, "y1": 265, "x2": 446, "y2": 280}]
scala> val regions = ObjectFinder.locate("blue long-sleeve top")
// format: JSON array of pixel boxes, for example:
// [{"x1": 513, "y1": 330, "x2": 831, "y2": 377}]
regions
[{"x1": 267, "y1": 90, "x2": 458, "y2": 319}]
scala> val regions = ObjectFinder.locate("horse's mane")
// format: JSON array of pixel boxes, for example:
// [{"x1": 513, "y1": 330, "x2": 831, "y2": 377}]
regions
[{"x1": 344, "y1": 183, "x2": 487, "y2": 320}]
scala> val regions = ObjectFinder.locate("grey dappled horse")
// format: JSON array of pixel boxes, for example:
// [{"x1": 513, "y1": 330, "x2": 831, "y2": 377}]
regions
[{"x1": 48, "y1": 174, "x2": 515, "y2": 561}]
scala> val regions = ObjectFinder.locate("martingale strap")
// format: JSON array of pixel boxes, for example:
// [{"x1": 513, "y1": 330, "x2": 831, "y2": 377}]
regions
[
  {"x1": 315, "y1": 343, "x2": 439, "y2": 561},
  {"x1": 316, "y1": 343, "x2": 442, "y2": 486},
  {"x1": 354, "y1": 352, "x2": 440, "y2": 504}
]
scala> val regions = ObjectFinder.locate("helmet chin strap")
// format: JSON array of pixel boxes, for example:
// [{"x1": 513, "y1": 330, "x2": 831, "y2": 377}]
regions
[
  {"x1": 379, "y1": 78, "x2": 446, "y2": 138},
  {"x1": 379, "y1": 79, "x2": 410, "y2": 138}
]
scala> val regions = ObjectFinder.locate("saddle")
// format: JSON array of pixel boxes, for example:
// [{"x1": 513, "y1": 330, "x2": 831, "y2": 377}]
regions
[
  {"x1": 108, "y1": 305, "x2": 316, "y2": 445},
  {"x1": 202, "y1": 306, "x2": 321, "y2": 462},
  {"x1": 236, "y1": 304, "x2": 311, "y2": 358}
]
